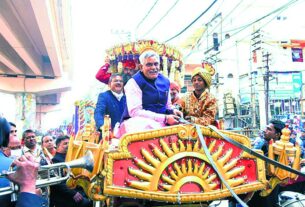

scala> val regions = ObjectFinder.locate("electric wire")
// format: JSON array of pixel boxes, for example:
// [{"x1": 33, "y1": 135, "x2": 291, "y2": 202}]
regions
[
  {"x1": 212, "y1": 0, "x2": 225, "y2": 16},
  {"x1": 184, "y1": 0, "x2": 245, "y2": 60},
  {"x1": 224, "y1": 0, "x2": 298, "y2": 35},
  {"x1": 219, "y1": 0, "x2": 299, "y2": 54},
  {"x1": 142, "y1": 0, "x2": 179, "y2": 38},
  {"x1": 206, "y1": 0, "x2": 255, "y2": 38},
  {"x1": 136, "y1": 0, "x2": 159, "y2": 31},
  {"x1": 165, "y1": 0, "x2": 219, "y2": 43},
  {"x1": 189, "y1": 0, "x2": 299, "y2": 61},
  {"x1": 186, "y1": 0, "x2": 297, "y2": 61}
]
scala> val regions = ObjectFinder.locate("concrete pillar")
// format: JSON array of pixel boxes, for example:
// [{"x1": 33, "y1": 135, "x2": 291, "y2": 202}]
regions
[{"x1": 15, "y1": 93, "x2": 36, "y2": 131}]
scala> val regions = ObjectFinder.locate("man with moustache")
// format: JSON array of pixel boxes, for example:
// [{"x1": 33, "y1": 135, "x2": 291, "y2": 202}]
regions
[
  {"x1": 247, "y1": 119, "x2": 286, "y2": 207},
  {"x1": 21, "y1": 129, "x2": 43, "y2": 162},
  {"x1": 94, "y1": 73, "x2": 126, "y2": 140},
  {"x1": 252, "y1": 119, "x2": 286, "y2": 155},
  {"x1": 115, "y1": 50, "x2": 182, "y2": 137},
  {"x1": 21, "y1": 129, "x2": 50, "y2": 202},
  {"x1": 121, "y1": 60, "x2": 139, "y2": 85},
  {"x1": 50, "y1": 135, "x2": 92, "y2": 207}
]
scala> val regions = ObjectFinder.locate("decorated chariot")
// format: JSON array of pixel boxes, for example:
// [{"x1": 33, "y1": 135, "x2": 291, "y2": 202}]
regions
[{"x1": 65, "y1": 40, "x2": 304, "y2": 207}]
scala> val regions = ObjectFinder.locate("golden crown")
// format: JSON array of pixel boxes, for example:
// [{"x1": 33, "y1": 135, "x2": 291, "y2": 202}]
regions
[{"x1": 136, "y1": 40, "x2": 164, "y2": 54}]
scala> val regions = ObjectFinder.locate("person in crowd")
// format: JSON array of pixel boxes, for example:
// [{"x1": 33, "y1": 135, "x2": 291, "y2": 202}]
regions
[
  {"x1": 95, "y1": 56, "x2": 112, "y2": 84},
  {"x1": 0, "y1": 117, "x2": 47, "y2": 207},
  {"x1": 22, "y1": 129, "x2": 50, "y2": 202},
  {"x1": 169, "y1": 81, "x2": 181, "y2": 106},
  {"x1": 121, "y1": 60, "x2": 139, "y2": 85},
  {"x1": 2, "y1": 122, "x2": 22, "y2": 158},
  {"x1": 21, "y1": 129, "x2": 48, "y2": 165},
  {"x1": 179, "y1": 67, "x2": 217, "y2": 125},
  {"x1": 8, "y1": 122, "x2": 18, "y2": 142},
  {"x1": 289, "y1": 130, "x2": 298, "y2": 145},
  {"x1": 22, "y1": 129, "x2": 40, "y2": 157},
  {"x1": 252, "y1": 119, "x2": 286, "y2": 155},
  {"x1": 248, "y1": 119, "x2": 286, "y2": 207},
  {"x1": 41, "y1": 135, "x2": 56, "y2": 164},
  {"x1": 288, "y1": 130, "x2": 305, "y2": 157},
  {"x1": 96, "y1": 56, "x2": 139, "y2": 85},
  {"x1": 115, "y1": 50, "x2": 182, "y2": 137},
  {"x1": 50, "y1": 135, "x2": 92, "y2": 207},
  {"x1": 52, "y1": 135, "x2": 70, "y2": 163},
  {"x1": 94, "y1": 73, "x2": 126, "y2": 140},
  {"x1": 0, "y1": 117, "x2": 14, "y2": 206},
  {"x1": 299, "y1": 129, "x2": 305, "y2": 158},
  {"x1": 251, "y1": 130, "x2": 264, "y2": 149}
]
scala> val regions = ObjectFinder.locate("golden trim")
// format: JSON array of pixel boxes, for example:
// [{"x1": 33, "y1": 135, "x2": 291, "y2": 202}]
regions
[{"x1": 104, "y1": 182, "x2": 265, "y2": 203}]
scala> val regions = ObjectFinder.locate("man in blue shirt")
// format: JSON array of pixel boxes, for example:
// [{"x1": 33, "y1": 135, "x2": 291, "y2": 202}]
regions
[{"x1": 94, "y1": 73, "x2": 126, "y2": 140}]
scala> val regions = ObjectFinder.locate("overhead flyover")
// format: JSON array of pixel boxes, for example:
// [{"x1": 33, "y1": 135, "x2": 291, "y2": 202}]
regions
[{"x1": 0, "y1": 0, "x2": 72, "y2": 98}]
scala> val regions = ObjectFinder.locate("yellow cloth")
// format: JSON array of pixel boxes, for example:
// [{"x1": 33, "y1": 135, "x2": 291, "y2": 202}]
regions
[
  {"x1": 191, "y1": 67, "x2": 212, "y2": 88},
  {"x1": 180, "y1": 90, "x2": 217, "y2": 126}
]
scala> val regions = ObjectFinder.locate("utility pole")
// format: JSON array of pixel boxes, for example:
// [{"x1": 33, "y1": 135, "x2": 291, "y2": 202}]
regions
[
  {"x1": 262, "y1": 52, "x2": 271, "y2": 124},
  {"x1": 250, "y1": 29, "x2": 262, "y2": 128}
]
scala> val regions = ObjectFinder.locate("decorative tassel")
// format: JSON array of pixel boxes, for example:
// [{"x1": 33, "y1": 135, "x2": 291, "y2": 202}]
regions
[
  {"x1": 180, "y1": 64, "x2": 185, "y2": 87},
  {"x1": 117, "y1": 62, "x2": 123, "y2": 74},
  {"x1": 175, "y1": 70, "x2": 181, "y2": 86},
  {"x1": 162, "y1": 56, "x2": 168, "y2": 77},
  {"x1": 169, "y1": 61, "x2": 176, "y2": 81}
]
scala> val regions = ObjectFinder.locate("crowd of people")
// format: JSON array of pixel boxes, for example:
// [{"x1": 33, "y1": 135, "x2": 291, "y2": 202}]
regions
[{"x1": 0, "y1": 117, "x2": 92, "y2": 207}]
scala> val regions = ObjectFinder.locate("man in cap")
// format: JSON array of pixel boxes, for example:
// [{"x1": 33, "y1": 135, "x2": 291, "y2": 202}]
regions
[
  {"x1": 95, "y1": 57, "x2": 139, "y2": 85},
  {"x1": 179, "y1": 67, "x2": 217, "y2": 125},
  {"x1": 121, "y1": 60, "x2": 138, "y2": 85},
  {"x1": 170, "y1": 81, "x2": 181, "y2": 106}
]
